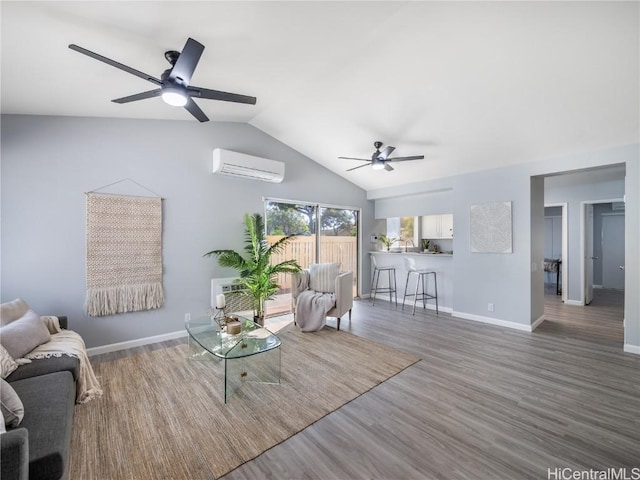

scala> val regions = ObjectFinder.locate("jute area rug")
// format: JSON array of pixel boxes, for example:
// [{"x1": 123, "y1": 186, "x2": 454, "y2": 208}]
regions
[{"x1": 70, "y1": 326, "x2": 420, "y2": 479}]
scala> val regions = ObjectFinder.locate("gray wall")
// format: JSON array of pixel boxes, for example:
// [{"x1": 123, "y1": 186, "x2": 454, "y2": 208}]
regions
[
  {"x1": 1, "y1": 114, "x2": 374, "y2": 348},
  {"x1": 374, "y1": 189, "x2": 454, "y2": 218},
  {"x1": 368, "y1": 143, "x2": 640, "y2": 350},
  {"x1": 530, "y1": 176, "x2": 545, "y2": 323},
  {"x1": 625, "y1": 158, "x2": 640, "y2": 349}
]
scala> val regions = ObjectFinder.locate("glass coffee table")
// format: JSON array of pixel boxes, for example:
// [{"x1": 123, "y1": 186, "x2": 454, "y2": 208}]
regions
[{"x1": 185, "y1": 316, "x2": 281, "y2": 403}]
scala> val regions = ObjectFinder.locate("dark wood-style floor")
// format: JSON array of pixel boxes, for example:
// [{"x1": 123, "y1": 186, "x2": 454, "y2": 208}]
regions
[
  {"x1": 222, "y1": 289, "x2": 638, "y2": 480},
  {"x1": 91, "y1": 289, "x2": 639, "y2": 479}
]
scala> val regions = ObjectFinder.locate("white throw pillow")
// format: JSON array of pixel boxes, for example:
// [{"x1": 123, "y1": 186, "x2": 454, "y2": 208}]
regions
[
  {"x1": 1, "y1": 378, "x2": 24, "y2": 428},
  {"x1": 0, "y1": 309, "x2": 51, "y2": 359},
  {"x1": 0, "y1": 345, "x2": 18, "y2": 379},
  {"x1": 0, "y1": 299, "x2": 30, "y2": 327},
  {"x1": 309, "y1": 263, "x2": 340, "y2": 293}
]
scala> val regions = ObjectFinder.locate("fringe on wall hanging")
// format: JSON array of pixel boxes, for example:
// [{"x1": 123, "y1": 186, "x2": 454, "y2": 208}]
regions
[{"x1": 85, "y1": 192, "x2": 164, "y2": 316}]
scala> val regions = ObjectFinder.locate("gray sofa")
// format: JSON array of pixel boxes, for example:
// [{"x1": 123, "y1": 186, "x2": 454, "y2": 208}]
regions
[{"x1": 1, "y1": 316, "x2": 80, "y2": 480}]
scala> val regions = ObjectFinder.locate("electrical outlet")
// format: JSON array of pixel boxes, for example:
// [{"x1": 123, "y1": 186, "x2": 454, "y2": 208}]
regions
[
  {"x1": 185, "y1": 313, "x2": 191, "y2": 322},
  {"x1": 488, "y1": 303, "x2": 495, "y2": 312},
  {"x1": 370, "y1": 235, "x2": 378, "y2": 244}
]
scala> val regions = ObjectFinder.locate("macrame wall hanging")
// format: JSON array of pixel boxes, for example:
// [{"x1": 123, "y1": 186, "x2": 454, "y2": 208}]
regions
[{"x1": 85, "y1": 179, "x2": 164, "y2": 316}]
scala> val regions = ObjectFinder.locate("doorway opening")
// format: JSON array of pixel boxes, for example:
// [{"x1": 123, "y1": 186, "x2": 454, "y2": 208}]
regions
[
  {"x1": 582, "y1": 200, "x2": 625, "y2": 305},
  {"x1": 544, "y1": 203, "x2": 567, "y2": 304},
  {"x1": 539, "y1": 166, "x2": 626, "y2": 347}
]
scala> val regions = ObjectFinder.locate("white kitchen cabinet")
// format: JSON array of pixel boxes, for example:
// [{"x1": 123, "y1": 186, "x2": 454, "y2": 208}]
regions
[
  {"x1": 421, "y1": 214, "x2": 453, "y2": 239},
  {"x1": 440, "y1": 214, "x2": 453, "y2": 238}
]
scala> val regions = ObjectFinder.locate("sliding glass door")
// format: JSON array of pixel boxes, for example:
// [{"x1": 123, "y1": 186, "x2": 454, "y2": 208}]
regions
[
  {"x1": 319, "y1": 207, "x2": 358, "y2": 297},
  {"x1": 264, "y1": 200, "x2": 359, "y2": 316}
]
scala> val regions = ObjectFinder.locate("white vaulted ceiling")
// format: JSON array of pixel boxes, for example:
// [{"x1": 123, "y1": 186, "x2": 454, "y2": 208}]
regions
[{"x1": 1, "y1": 1, "x2": 638, "y2": 191}]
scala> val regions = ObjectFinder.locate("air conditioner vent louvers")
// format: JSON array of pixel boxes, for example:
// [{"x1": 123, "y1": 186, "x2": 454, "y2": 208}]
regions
[
  {"x1": 211, "y1": 278, "x2": 253, "y2": 314},
  {"x1": 218, "y1": 162, "x2": 282, "y2": 181},
  {"x1": 213, "y1": 148, "x2": 284, "y2": 183}
]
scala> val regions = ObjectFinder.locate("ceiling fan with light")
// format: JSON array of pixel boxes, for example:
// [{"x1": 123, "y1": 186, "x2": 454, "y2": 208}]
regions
[
  {"x1": 68, "y1": 37, "x2": 256, "y2": 122},
  {"x1": 340, "y1": 141, "x2": 424, "y2": 172}
]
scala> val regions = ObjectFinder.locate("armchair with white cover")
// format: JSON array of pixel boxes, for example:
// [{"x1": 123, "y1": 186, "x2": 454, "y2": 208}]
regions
[{"x1": 291, "y1": 263, "x2": 353, "y2": 332}]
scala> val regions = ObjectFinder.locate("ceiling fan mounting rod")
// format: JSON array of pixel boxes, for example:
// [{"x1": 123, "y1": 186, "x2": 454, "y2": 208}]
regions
[{"x1": 164, "y1": 50, "x2": 180, "y2": 65}]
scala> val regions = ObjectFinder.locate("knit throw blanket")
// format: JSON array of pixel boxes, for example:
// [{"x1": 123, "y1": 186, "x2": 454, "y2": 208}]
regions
[
  {"x1": 295, "y1": 290, "x2": 335, "y2": 332},
  {"x1": 85, "y1": 193, "x2": 164, "y2": 316},
  {"x1": 22, "y1": 316, "x2": 103, "y2": 404}
]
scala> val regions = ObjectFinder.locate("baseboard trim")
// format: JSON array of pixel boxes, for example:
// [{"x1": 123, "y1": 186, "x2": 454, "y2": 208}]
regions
[
  {"x1": 564, "y1": 300, "x2": 584, "y2": 306},
  {"x1": 371, "y1": 294, "x2": 453, "y2": 314},
  {"x1": 87, "y1": 329, "x2": 188, "y2": 357},
  {"x1": 530, "y1": 314, "x2": 545, "y2": 332},
  {"x1": 452, "y1": 311, "x2": 533, "y2": 332},
  {"x1": 623, "y1": 344, "x2": 640, "y2": 355}
]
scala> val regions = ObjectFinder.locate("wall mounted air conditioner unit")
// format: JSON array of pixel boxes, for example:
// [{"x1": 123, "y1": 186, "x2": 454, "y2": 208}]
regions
[
  {"x1": 211, "y1": 278, "x2": 253, "y2": 314},
  {"x1": 212, "y1": 148, "x2": 284, "y2": 183}
]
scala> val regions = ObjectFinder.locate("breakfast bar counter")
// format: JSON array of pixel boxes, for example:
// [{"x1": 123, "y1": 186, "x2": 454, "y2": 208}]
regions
[{"x1": 369, "y1": 251, "x2": 453, "y2": 313}]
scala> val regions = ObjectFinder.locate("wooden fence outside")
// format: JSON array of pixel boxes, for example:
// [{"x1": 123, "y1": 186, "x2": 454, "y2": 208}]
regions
[{"x1": 267, "y1": 235, "x2": 358, "y2": 291}]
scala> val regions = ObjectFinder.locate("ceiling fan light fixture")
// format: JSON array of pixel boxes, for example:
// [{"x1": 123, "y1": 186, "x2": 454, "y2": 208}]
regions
[
  {"x1": 161, "y1": 87, "x2": 188, "y2": 107},
  {"x1": 371, "y1": 158, "x2": 385, "y2": 170}
]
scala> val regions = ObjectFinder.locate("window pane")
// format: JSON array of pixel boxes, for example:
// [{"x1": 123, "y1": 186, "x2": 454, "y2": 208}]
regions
[
  {"x1": 387, "y1": 216, "x2": 417, "y2": 245},
  {"x1": 400, "y1": 217, "x2": 414, "y2": 241},
  {"x1": 320, "y1": 207, "x2": 358, "y2": 297}
]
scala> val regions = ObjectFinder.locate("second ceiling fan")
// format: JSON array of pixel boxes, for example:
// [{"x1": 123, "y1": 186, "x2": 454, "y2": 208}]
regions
[{"x1": 340, "y1": 141, "x2": 424, "y2": 171}]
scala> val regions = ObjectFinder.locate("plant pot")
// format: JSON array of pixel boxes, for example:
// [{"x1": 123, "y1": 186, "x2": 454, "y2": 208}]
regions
[{"x1": 254, "y1": 315, "x2": 264, "y2": 326}]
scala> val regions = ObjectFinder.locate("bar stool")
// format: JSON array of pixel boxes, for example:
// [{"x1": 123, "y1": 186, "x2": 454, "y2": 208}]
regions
[
  {"x1": 371, "y1": 256, "x2": 398, "y2": 306},
  {"x1": 402, "y1": 257, "x2": 439, "y2": 315}
]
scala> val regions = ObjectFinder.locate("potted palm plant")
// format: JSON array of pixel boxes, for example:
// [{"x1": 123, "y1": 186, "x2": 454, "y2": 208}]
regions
[
  {"x1": 378, "y1": 234, "x2": 398, "y2": 251},
  {"x1": 204, "y1": 213, "x2": 301, "y2": 326}
]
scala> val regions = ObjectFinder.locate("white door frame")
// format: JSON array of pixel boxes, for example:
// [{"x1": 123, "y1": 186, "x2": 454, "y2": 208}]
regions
[
  {"x1": 580, "y1": 198, "x2": 624, "y2": 306},
  {"x1": 544, "y1": 202, "x2": 568, "y2": 303}
]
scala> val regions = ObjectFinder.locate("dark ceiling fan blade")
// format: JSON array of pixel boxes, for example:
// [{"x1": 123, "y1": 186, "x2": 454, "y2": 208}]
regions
[
  {"x1": 378, "y1": 146, "x2": 395, "y2": 160},
  {"x1": 388, "y1": 155, "x2": 425, "y2": 162},
  {"x1": 168, "y1": 38, "x2": 204, "y2": 86},
  {"x1": 112, "y1": 89, "x2": 163, "y2": 104},
  {"x1": 187, "y1": 86, "x2": 257, "y2": 105},
  {"x1": 346, "y1": 163, "x2": 372, "y2": 172},
  {"x1": 338, "y1": 156, "x2": 370, "y2": 161},
  {"x1": 384, "y1": 163, "x2": 394, "y2": 172},
  {"x1": 184, "y1": 98, "x2": 209, "y2": 122},
  {"x1": 68, "y1": 44, "x2": 162, "y2": 86}
]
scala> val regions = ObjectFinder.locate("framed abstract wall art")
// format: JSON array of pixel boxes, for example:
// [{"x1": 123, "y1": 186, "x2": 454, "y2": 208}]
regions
[{"x1": 470, "y1": 201, "x2": 512, "y2": 253}]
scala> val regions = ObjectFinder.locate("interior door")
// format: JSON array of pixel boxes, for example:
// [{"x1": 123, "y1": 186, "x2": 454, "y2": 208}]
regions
[
  {"x1": 584, "y1": 203, "x2": 595, "y2": 305},
  {"x1": 602, "y1": 214, "x2": 625, "y2": 289}
]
